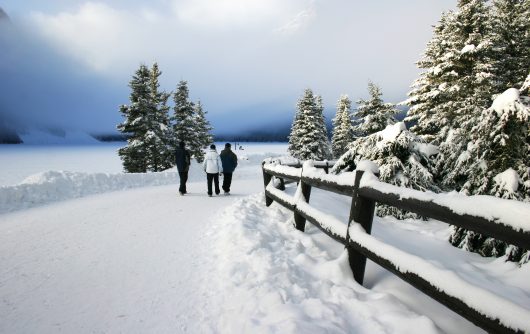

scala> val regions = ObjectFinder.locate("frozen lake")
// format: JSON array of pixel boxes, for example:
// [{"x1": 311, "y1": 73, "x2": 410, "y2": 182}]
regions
[{"x1": 0, "y1": 142, "x2": 288, "y2": 186}]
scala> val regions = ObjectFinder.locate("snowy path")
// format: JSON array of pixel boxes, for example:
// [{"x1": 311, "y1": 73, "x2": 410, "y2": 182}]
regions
[{"x1": 0, "y1": 179, "x2": 259, "y2": 333}]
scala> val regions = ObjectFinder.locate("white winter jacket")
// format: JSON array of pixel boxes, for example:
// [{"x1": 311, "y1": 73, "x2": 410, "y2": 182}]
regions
[{"x1": 203, "y1": 149, "x2": 223, "y2": 173}]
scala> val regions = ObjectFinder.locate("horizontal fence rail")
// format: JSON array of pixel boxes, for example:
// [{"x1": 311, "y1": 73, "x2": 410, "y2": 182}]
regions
[{"x1": 261, "y1": 159, "x2": 530, "y2": 334}]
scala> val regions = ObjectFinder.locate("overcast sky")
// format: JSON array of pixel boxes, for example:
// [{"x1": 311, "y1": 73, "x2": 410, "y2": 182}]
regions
[{"x1": 0, "y1": 0, "x2": 456, "y2": 135}]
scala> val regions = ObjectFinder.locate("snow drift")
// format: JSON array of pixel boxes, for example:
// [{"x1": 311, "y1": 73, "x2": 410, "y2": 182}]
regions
[{"x1": 0, "y1": 170, "x2": 178, "y2": 214}]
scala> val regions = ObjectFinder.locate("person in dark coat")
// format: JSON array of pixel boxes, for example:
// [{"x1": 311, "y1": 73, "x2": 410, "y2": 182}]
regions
[
  {"x1": 175, "y1": 141, "x2": 191, "y2": 195},
  {"x1": 220, "y1": 143, "x2": 238, "y2": 195}
]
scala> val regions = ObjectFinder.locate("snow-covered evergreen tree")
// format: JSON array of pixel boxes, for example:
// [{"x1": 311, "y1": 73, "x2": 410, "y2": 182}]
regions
[
  {"x1": 117, "y1": 63, "x2": 173, "y2": 172},
  {"x1": 288, "y1": 89, "x2": 331, "y2": 160},
  {"x1": 407, "y1": 0, "x2": 497, "y2": 147},
  {"x1": 404, "y1": 11, "x2": 458, "y2": 143},
  {"x1": 145, "y1": 63, "x2": 173, "y2": 171},
  {"x1": 353, "y1": 82, "x2": 397, "y2": 137},
  {"x1": 191, "y1": 100, "x2": 213, "y2": 163},
  {"x1": 331, "y1": 94, "x2": 354, "y2": 158},
  {"x1": 332, "y1": 122, "x2": 440, "y2": 218},
  {"x1": 448, "y1": 88, "x2": 529, "y2": 264},
  {"x1": 490, "y1": 0, "x2": 530, "y2": 91},
  {"x1": 172, "y1": 80, "x2": 196, "y2": 151}
]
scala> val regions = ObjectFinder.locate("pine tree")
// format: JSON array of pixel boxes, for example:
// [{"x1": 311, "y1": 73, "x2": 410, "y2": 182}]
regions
[
  {"x1": 404, "y1": 11, "x2": 458, "y2": 143},
  {"x1": 191, "y1": 100, "x2": 213, "y2": 163},
  {"x1": 172, "y1": 80, "x2": 196, "y2": 151},
  {"x1": 117, "y1": 64, "x2": 151, "y2": 173},
  {"x1": 117, "y1": 63, "x2": 173, "y2": 173},
  {"x1": 331, "y1": 95, "x2": 354, "y2": 158},
  {"x1": 490, "y1": 0, "x2": 530, "y2": 91},
  {"x1": 288, "y1": 89, "x2": 331, "y2": 160},
  {"x1": 145, "y1": 63, "x2": 173, "y2": 171},
  {"x1": 353, "y1": 82, "x2": 397, "y2": 137},
  {"x1": 448, "y1": 87, "x2": 529, "y2": 264},
  {"x1": 332, "y1": 122, "x2": 440, "y2": 218}
]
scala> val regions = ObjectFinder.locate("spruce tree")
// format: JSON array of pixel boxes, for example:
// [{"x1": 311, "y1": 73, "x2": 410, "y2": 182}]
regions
[
  {"x1": 448, "y1": 87, "x2": 529, "y2": 264},
  {"x1": 405, "y1": 11, "x2": 458, "y2": 143},
  {"x1": 172, "y1": 80, "x2": 196, "y2": 151},
  {"x1": 430, "y1": 0, "x2": 498, "y2": 189},
  {"x1": 191, "y1": 100, "x2": 213, "y2": 163},
  {"x1": 490, "y1": 0, "x2": 530, "y2": 91},
  {"x1": 117, "y1": 63, "x2": 173, "y2": 173},
  {"x1": 353, "y1": 82, "x2": 397, "y2": 137},
  {"x1": 288, "y1": 89, "x2": 331, "y2": 160},
  {"x1": 145, "y1": 63, "x2": 173, "y2": 171},
  {"x1": 331, "y1": 94, "x2": 354, "y2": 158},
  {"x1": 117, "y1": 64, "x2": 152, "y2": 173}
]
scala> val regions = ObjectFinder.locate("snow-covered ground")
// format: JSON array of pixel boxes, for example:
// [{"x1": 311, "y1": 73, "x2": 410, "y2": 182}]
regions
[{"x1": 1, "y1": 143, "x2": 529, "y2": 333}]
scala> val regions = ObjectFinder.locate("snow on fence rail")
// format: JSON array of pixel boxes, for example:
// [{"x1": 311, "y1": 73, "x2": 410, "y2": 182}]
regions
[{"x1": 261, "y1": 160, "x2": 530, "y2": 334}]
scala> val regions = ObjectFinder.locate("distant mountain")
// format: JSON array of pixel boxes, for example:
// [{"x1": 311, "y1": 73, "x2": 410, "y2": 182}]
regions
[{"x1": 0, "y1": 7, "x2": 10, "y2": 21}]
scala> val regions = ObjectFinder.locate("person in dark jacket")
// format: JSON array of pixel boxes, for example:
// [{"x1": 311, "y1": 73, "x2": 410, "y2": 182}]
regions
[
  {"x1": 220, "y1": 143, "x2": 238, "y2": 195},
  {"x1": 175, "y1": 141, "x2": 191, "y2": 195}
]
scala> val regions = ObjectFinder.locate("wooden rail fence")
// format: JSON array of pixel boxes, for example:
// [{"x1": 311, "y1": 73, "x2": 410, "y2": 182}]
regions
[{"x1": 261, "y1": 159, "x2": 530, "y2": 334}]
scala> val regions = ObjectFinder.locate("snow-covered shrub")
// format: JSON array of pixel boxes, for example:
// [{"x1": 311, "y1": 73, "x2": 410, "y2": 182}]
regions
[
  {"x1": 448, "y1": 88, "x2": 530, "y2": 264},
  {"x1": 332, "y1": 122, "x2": 439, "y2": 219}
]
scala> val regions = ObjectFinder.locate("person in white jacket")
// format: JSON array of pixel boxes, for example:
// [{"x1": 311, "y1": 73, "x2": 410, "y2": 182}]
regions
[{"x1": 203, "y1": 144, "x2": 223, "y2": 196}]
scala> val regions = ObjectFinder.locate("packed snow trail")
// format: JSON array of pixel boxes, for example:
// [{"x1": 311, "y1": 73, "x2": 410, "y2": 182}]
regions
[{"x1": 0, "y1": 180, "x2": 259, "y2": 333}]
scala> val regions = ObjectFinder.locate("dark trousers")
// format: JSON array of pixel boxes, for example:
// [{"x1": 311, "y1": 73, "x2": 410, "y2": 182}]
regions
[
  {"x1": 178, "y1": 171, "x2": 188, "y2": 193},
  {"x1": 222, "y1": 172, "x2": 233, "y2": 193},
  {"x1": 207, "y1": 173, "x2": 220, "y2": 195}
]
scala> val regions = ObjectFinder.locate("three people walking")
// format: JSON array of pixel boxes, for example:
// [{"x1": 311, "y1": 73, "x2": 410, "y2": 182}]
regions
[
  {"x1": 203, "y1": 144, "x2": 223, "y2": 197},
  {"x1": 176, "y1": 142, "x2": 238, "y2": 197},
  {"x1": 220, "y1": 143, "x2": 238, "y2": 195}
]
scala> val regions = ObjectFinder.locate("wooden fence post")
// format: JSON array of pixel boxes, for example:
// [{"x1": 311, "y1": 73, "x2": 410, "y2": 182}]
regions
[
  {"x1": 293, "y1": 171, "x2": 312, "y2": 232},
  {"x1": 262, "y1": 161, "x2": 273, "y2": 207},
  {"x1": 346, "y1": 170, "x2": 377, "y2": 285},
  {"x1": 277, "y1": 161, "x2": 286, "y2": 191}
]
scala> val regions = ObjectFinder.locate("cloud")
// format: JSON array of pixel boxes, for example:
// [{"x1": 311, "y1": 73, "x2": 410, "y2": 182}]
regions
[
  {"x1": 275, "y1": 3, "x2": 317, "y2": 34},
  {"x1": 1, "y1": 0, "x2": 457, "y2": 135},
  {"x1": 175, "y1": 0, "x2": 285, "y2": 28}
]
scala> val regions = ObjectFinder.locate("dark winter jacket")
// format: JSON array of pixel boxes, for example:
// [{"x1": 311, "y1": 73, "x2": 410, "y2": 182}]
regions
[
  {"x1": 220, "y1": 148, "x2": 238, "y2": 173},
  {"x1": 175, "y1": 147, "x2": 191, "y2": 172}
]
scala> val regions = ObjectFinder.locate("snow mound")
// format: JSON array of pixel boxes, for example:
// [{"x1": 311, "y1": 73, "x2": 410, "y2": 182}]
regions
[
  {"x1": 491, "y1": 88, "x2": 520, "y2": 116},
  {"x1": 494, "y1": 168, "x2": 522, "y2": 194},
  {"x1": 356, "y1": 160, "x2": 380, "y2": 174},
  {"x1": 379, "y1": 122, "x2": 407, "y2": 143},
  {"x1": 208, "y1": 194, "x2": 438, "y2": 333},
  {"x1": 0, "y1": 170, "x2": 178, "y2": 214}
]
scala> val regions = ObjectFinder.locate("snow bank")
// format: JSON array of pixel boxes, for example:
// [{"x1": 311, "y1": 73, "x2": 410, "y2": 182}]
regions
[
  {"x1": 209, "y1": 194, "x2": 439, "y2": 333},
  {"x1": 0, "y1": 170, "x2": 178, "y2": 214}
]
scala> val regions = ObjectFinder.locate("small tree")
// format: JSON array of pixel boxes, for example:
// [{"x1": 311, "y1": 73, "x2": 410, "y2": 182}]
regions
[
  {"x1": 331, "y1": 94, "x2": 354, "y2": 158},
  {"x1": 353, "y1": 82, "x2": 397, "y2": 137},
  {"x1": 288, "y1": 88, "x2": 331, "y2": 160}
]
